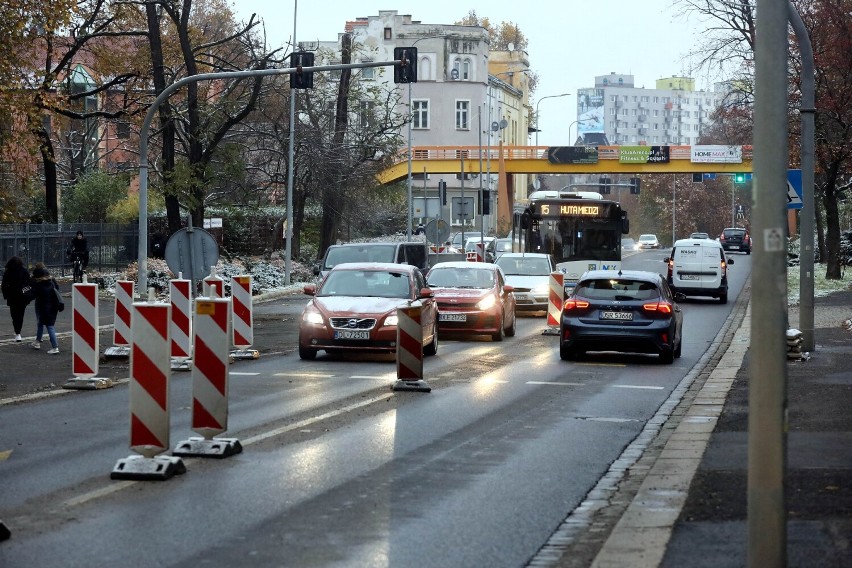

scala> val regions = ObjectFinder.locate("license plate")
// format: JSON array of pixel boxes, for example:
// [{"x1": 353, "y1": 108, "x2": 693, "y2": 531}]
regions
[
  {"x1": 440, "y1": 313, "x2": 467, "y2": 322},
  {"x1": 729, "y1": 245, "x2": 740, "y2": 249},
  {"x1": 600, "y1": 311, "x2": 633, "y2": 321},
  {"x1": 680, "y1": 274, "x2": 699, "y2": 281},
  {"x1": 334, "y1": 330, "x2": 370, "y2": 340}
]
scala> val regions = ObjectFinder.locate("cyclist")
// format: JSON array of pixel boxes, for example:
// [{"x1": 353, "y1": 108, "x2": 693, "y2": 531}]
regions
[{"x1": 68, "y1": 230, "x2": 89, "y2": 281}]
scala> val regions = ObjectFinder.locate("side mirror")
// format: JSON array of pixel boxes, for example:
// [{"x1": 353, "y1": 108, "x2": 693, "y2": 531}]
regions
[
  {"x1": 503, "y1": 285, "x2": 514, "y2": 294},
  {"x1": 727, "y1": 257, "x2": 735, "y2": 265},
  {"x1": 419, "y1": 287, "x2": 433, "y2": 298},
  {"x1": 675, "y1": 292, "x2": 687, "y2": 302},
  {"x1": 303, "y1": 284, "x2": 317, "y2": 296}
]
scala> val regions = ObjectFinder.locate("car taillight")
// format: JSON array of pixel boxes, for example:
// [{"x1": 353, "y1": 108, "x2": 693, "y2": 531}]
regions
[
  {"x1": 643, "y1": 301, "x2": 673, "y2": 315},
  {"x1": 563, "y1": 298, "x2": 590, "y2": 311},
  {"x1": 720, "y1": 259, "x2": 727, "y2": 275},
  {"x1": 720, "y1": 233, "x2": 726, "y2": 241}
]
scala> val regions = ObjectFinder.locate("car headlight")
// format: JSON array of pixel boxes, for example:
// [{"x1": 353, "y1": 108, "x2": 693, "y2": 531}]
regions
[
  {"x1": 303, "y1": 311, "x2": 324, "y2": 325},
  {"x1": 533, "y1": 284, "x2": 549, "y2": 295},
  {"x1": 384, "y1": 315, "x2": 398, "y2": 326},
  {"x1": 476, "y1": 294, "x2": 497, "y2": 310}
]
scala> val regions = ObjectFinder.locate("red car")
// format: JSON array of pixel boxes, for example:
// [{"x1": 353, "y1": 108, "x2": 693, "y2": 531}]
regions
[
  {"x1": 426, "y1": 261, "x2": 517, "y2": 341},
  {"x1": 298, "y1": 263, "x2": 438, "y2": 360}
]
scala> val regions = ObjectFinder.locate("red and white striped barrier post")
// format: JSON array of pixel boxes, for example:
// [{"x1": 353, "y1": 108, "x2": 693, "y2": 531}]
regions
[
  {"x1": 169, "y1": 276, "x2": 193, "y2": 371},
  {"x1": 229, "y1": 274, "x2": 259, "y2": 360},
  {"x1": 543, "y1": 271, "x2": 564, "y2": 336},
  {"x1": 174, "y1": 297, "x2": 242, "y2": 458},
  {"x1": 112, "y1": 289, "x2": 185, "y2": 480},
  {"x1": 203, "y1": 266, "x2": 223, "y2": 298},
  {"x1": 392, "y1": 302, "x2": 430, "y2": 392},
  {"x1": 64, "y1": 276, "x2": 112, "y2": 390},
  {"x1": 104, "y1": 280, "x2": 133, "y2": 358}
]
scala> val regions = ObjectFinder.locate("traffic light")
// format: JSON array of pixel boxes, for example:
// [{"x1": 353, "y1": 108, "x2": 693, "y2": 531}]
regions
[
  {"x1": 481, "y1": 189, "x2": 490, "y2": 215},
  {"x1": 598, "y1": 176, "x2": 611, "y2": 194},
  {"x1": 289, "y1": 51, "x2": 314, "y2": 89},
  {"x1": 393, "y1": 47, "x2": 418, "y2": 83},
  {"x1": 734, "y1": 172, "x2": 746, "y2": 184},
  {"x1": 630, "y1": 177, "x2": 641, "y2": 194},
  {"x1": 438, "y1": 180, "x2": 447, "y2": 205}
]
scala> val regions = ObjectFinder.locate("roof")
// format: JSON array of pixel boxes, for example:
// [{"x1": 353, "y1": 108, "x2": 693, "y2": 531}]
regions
[
  {"x1": 429, "y1": 261, "x2": 498, "y2": 270},
  {"x1": 673, "y1": 238, "x2": 723, "y2": 248},
  {"x1": 330, "y1": 262, "x2": 419, "y2": 273}
]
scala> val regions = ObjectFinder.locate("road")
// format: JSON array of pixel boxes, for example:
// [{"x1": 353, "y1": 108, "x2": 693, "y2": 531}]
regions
[{"x1": 0, "y1": 250, "x2": 752, "y2": 567}]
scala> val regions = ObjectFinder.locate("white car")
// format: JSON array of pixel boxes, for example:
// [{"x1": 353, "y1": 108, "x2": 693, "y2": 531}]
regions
[
  {"x1": 637, "y1": 234, "x2": 660, "y2": 249},
  {"x1": 494, "y1": 253, "x2": 554, "y2": 313}
]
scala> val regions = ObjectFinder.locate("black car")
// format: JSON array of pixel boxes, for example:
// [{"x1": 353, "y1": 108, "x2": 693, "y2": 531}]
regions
[
  {"x1": 560, "y1": 269, "x2": 684, "y2": 364},
  {"x1": 719, "y1": 227, "x2": 751, "y2": 254}
]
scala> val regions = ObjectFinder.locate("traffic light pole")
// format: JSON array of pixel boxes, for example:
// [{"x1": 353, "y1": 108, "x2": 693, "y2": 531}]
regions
[{"x1": 135, "y1": 58, "x2": 407, "y2": 294}]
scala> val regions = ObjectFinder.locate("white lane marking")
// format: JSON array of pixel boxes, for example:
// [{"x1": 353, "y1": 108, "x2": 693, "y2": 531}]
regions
[
  {"x1": 64, "y1": 481, "x2": 136, "y2": 507},
  {"x1": 612, "y1": 384, "x2": 665, "y2": 390},
  {"x1": 526, "y1": 381, "x2": 584, "y2": 386},
  {"x1": 230, "y1": 372, "x2": 259, "y2": 376},
  {"x1": 273, "y1": 372, "x2": 334, "y2": 378},
  {"x1": 349, "y1": 375, "x2": 391, "y2": 380},
  {"x1": 581, "y1": 417, "x2": 637, "y2": 423}
]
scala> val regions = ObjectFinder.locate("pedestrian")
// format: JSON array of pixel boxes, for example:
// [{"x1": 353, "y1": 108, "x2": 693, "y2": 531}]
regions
[
  {"x1": 68, "y1": 230, "x2": 89, "y2": 269},
  {"x1": 30, "y1": 262, "x2": 63, "y2": 354},
  {"x1": 1, "y1": 256, "x2": 33, "y2": 342}
]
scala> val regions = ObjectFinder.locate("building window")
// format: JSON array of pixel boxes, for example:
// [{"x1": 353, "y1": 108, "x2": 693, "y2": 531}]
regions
[
  {"x1": 462, "y1": 58, "x2": 471, "y2": 80},
  {"x1": 622, "y1": 95, "x2": 628, "y2": 102},
  {"x1": 456, "y1": 100, "x2": 470, "y2": 129},
  {"x1": 641, "y1": 96, "x2": 649, "y2": 102},
  {"x1": 361, "y1": 61, "x2": 374, "y2": 80},
  {"x1": 412, "y1": 99, "x2": 429, "y2": 129},
  {"x1": 358, "y1": 100, "x2": 375, "y2": 129},
  {"x1": 631, "y1": 109, "x2": 637, "y2": 116},
  {"x1": 384, "y1": 27, "x2": 392, "y2": 40},
  {"x1": 653, "y1": 109, "x2": 659, "y2": 116},
  {"x1": 610, "y1": 95, "x2": 616, "y2": 102},
  {"x1": 610, "y1": 108, "x2": 616, "y2": 116},
  {"x1": 653, "y1": 123, "x2": 659, "y2": 130},
  {"x1": 694, "y1": 124, "x2": 700, "y2": 131},
  {"x1": 116, "y1": 120, "x2": 130, "y2": 139}
]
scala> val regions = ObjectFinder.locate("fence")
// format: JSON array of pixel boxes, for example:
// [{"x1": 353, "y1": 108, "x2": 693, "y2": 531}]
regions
[{"x1": 0, "y1": 223, "x2": 139, "y2": 278}]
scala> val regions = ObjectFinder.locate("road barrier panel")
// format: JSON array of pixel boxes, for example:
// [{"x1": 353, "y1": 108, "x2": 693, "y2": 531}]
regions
[
  {"x1": 169, "y1": 277, "x2": 193, "y2": 371},
  {"x1": 112, "y1": 288, "x2": 186, "y2": 481},
  {"x1": 392, "y1": 302, "x2": 431, "y2": 393},
  {"x1": 174, "y1": 297, "x2": 242, "y2": 458},
  {"x1": 229, "y1": 274, "x2": 259, "y2": 360},
  {"x1": 202, "y1": 266, "x2": 224, "y2": 298},
  {"x1": 0, "y1": 519, "x2": 10, "y2": 541},
  {"x1": 64, "y1": 277, "x2": 113, "y2": 390},
  {"x1": 543, "y1": 271, "x2": 564, "y2": 336},
  {"x1": 104, "y1": 280, "x2": 133, "y2": 359}
]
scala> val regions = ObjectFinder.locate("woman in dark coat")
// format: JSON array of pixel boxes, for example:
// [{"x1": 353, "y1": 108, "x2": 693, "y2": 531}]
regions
[
  {"x1": 1, "y1": 256, "x2": 32, "y2": 342},
  {"x1": 30, "y1": 262, "x2": 63, "y2": 354}
]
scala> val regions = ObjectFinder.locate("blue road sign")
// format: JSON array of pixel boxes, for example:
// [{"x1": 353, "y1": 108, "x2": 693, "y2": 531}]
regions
[{"x1": 787, "y1": 169, "x2": 803, "y2": 210}]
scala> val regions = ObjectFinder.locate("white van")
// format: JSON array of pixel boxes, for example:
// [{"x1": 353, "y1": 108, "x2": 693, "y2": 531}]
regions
[{"x1": 665, "y1": 238, "x2": 734, "y2": 303}]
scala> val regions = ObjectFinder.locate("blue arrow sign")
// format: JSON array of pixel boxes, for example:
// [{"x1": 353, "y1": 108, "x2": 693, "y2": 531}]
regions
[{"x1": 787, "y1": 169, "x2": 803, "y2": 210}]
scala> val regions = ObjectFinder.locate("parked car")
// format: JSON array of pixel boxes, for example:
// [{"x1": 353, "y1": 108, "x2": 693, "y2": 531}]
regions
[
  {"x1": 621, "y1": 238, "x2": 638, "y2": 251},
  {"x1": 719, "y1": 227, "x2": 751, "y2": 254},
  {"x1": 689, "y1": 232, "x2": 710, "y2": 240},
  {"x1": 494, "y1": 252, "x2": 554, "y2": 313},
  {"x1": 560, "y1": 269, "x2": 684, "y2": 364},
  {"x1": 637, "y1": 234, "x2": 660, "y2": 249},
  {"x1": 298, "y1": 263, "x2": 438, "y2": 360},
  {"x1": 314, "y1": 242, "x2": 430, "y2": 280},
  {"x1": 464, "y1": 236, "x2": 495, "y2": 260},
  {"x1": 426, "y1": 261, "x2": 517, "y2": 341},
  {"x1": 665, "y1": 238, "x2": 734, "y2": 304},
  {"x1": 450, "y1": 231, "x2": 486, "y2": 250}
]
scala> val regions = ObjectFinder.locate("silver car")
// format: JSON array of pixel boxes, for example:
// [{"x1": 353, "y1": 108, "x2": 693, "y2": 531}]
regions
[{"x1": 494, "y1": 253, "x2": 554, "y2": 313}]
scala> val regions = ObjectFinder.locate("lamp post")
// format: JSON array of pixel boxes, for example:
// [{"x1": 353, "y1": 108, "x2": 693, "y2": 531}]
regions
[{"x1": 534, "y1": 93, "x2": 571, "y2": 147}]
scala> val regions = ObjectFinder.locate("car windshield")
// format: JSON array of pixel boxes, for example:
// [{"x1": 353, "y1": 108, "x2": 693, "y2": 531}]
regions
[
  {"x1": 318, "y1": 270, "x2": 411, "y2": 298},
  {"x1": 496, "y1": 257, "x2": 552, "y2": 276},
  {"x1": 324, "y1": 245, "x2": 396, "y2": 269},
  {"x1": 639, "y1": 235, "x2": 657, "y2": 242},
  {"x1": 493, "y1": 240, "x2": 513, "y2": 252},
  {"x1": 574, "y1": 278, "x2": 661, "y2": 302},
  {"x1": 427, "y1": 267, "x2": 495, "y2": 289},
  {"x1": 724, "y1": 229, "x2": 745, "y2": 237}
]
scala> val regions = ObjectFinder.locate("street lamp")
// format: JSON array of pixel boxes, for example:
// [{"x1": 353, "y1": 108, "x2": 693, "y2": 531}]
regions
[{"x1": 535, "y1": 93, "x2": 571, "y2": 147}]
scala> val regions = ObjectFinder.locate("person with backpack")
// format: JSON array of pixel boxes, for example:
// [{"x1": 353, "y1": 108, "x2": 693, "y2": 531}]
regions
[
  {"x1": 1, "y1": 256, "x2": 33, "y2": 342},
  {"x1": 29, "y1": 263, "x2": 63, "y2": 354}
]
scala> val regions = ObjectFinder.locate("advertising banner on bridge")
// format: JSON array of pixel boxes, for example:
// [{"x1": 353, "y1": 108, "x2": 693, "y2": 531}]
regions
[
  {"x1": 619, "y1": 146, "x2": 670, "y2": 164},
  {"x1": 690, "y1": 145, "x2": 743, "y2": 163}
]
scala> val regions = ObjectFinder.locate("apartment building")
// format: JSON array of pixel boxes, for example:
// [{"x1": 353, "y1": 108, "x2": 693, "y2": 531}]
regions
[
  {"x1": 576, "y1": 72, "x2": 727, "y2": 146},
  {"x1": 324, "y1": 10, "x2": 530, "y2": 235}
]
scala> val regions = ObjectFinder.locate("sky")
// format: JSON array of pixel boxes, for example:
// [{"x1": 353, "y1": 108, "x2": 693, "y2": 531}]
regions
[{"x1": 233, "y1": 0, "x2": 717, "y2": 147}]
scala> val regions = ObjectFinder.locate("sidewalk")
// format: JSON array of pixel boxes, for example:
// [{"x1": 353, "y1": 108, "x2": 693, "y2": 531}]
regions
[{"x1": 594, "y1": 290, "x2": 852, "y2": 567}]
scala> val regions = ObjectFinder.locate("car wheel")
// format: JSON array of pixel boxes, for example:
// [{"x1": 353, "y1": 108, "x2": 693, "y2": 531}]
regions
[
  {"x1": 492, "y1": 316, "x2": 505, "y2": 342},
  {"x1": 674, "y1": 338, "x2": 682, "y2": 358},
  {"x1": 505, "y1": 313, "x2": 517, "y2": 337},
  {"x1": 660, "y1": 348, "x2": 674, "y2": 364},
  {"x1": 559, "y1": 342, "x2": 577, "y2": 361},
  {"x1": 299, "y1": 347, "x2": 317, "y2": 360},
  {"x1": 424, "y1": 323, "x2": 438, "y2": 356},
  {"x1": 719, "y1": 292, "x2": 728, "y2": 304}
]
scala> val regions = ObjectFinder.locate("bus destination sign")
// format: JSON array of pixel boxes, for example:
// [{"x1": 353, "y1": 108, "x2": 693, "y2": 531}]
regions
[{"x1": 535, "y1": 202, "x2": 602, "y2": 217}]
